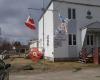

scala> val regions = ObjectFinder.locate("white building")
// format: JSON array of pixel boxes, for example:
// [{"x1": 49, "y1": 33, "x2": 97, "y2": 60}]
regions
[
  {"x1": 39, "y1": 0, "x2": 100, "y2": 61},
  {"x1": 29, "y1": 40, "x2": 38, "y2": 49}
]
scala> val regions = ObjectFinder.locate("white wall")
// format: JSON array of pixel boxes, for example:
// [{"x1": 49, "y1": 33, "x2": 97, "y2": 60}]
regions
[
  {"x1": 53, "y1": 0, "x2": 100, "y2": 58},
  {"x1": 53, "y1": 1, "x2": 78, "y2": 58},
  {"x1": 39, "y1": 0, "x2": 100, "y2": 60},
  {"x1": 39, "y1": 3, "x2": 54, "y2": 60},
  {"x1": 53, "y1": 2, "x2": 68, "y2": 58}
]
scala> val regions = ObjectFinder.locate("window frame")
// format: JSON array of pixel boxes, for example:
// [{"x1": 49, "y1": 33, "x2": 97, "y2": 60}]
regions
[
  {"x1": 72, "y1": 9, "x2": 76, "y2": 19},
  {"x1": 68, "y1": 34, "x2": 76, "y2": 45},
  {"x1": 86, "y1": 34, "x2": 94, "y2": 46},
  {"x1": 68, "y1": 8, "x2": 76, "y2": 19},
  {"x1": 68, "y1": 34, "x2": 72, "y2": 45},
  {"x1": 68, "y1": 8, "x2": 71, "y2": 19}
]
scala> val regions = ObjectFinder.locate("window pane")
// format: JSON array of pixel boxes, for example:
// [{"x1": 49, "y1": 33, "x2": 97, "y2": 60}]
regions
[
  {"x1": 73, "y1": 9, "x2": 76, "y2": 19},
  {"x1": 68, "y1": 8, "x2": 71, "y2": 19},
  {"x1": 73, "y1": 34, "x2": 76, "y2": 45},
  {"x1": 87, "y1": 35, "x2": 89, "y2": 45},
  {"x1": 90, "y1": 35, "x2": 93, "y2": 45},
  {"x1": 69, "y1": 34, "x2": 72, "y2": 45},
  {"x1": 47, "y1": 35, "x2": 49, "y2": 46}
]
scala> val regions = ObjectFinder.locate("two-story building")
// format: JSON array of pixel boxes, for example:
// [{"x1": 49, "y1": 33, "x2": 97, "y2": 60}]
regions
[{"x1": 39, "y1": 0, "x2": 100, "y2": 61}]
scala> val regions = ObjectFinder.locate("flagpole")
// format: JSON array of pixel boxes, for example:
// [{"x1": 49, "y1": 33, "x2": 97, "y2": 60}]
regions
[
  {"x1": 27, "y1": 0, "x2": 58, "y2": 69},
  {"x1": 28, "y1": 0, "x2": 45, "y2": 69},
  {"x1": 42, "y1": 0, "x2": 46, "y2": 70}
]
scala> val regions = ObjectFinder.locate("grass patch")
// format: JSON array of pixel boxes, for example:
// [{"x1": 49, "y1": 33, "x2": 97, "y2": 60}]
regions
[{"x1": 4, "y1": 58, "x2": 100, "y2": 74}]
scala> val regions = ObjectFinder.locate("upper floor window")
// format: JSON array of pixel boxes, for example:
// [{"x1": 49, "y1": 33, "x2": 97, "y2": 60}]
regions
[
  {"x1": 68, "y1": 8, "x2": 71, "y2": 19},
  {"x1": 72, "y1": 9, "x2": 76, "y2": 19},
  {"x1": 68, "y1": 8, "x2": 76, "y2": 19},
  {"x1": 86, "y1": 10, "x2": 93, "y2": 19}
]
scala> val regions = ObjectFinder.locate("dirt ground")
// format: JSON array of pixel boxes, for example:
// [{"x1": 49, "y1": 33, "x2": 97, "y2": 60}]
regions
[
  {"x1": 4, "y1": 57, "x2": 100, "y2": 80},
  {"x1": 9, "y1": 68, "x2": 100, "y2": 80},
  {"x1": 4, "y1": 57, "x2": 100, "y2": 74}
]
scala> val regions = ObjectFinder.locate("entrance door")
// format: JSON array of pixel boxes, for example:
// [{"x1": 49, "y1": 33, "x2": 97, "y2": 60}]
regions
[{"x1": 84, "y1": 33, "x2": 96, "y2": 53}]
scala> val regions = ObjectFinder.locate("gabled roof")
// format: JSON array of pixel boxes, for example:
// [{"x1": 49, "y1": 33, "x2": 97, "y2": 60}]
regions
[
  {"x1": 39, "y1": 0, "x2": 100, "y2": 21},
  {"x1": 81, "y1": 22, "x2": 100, "y2": 30},
  {"x1": 39, "y1": 0, "x2": 53, "y2": 21}
]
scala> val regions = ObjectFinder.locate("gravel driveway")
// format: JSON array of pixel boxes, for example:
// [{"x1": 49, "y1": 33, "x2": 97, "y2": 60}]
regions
[{"x1": 9, "y1": 68, "x2": 100, "y2": 80}]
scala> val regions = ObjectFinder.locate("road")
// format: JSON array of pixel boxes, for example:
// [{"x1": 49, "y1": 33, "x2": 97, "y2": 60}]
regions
[{"x1": 9, "y1": 68, "x2": 100, "y2": 80}]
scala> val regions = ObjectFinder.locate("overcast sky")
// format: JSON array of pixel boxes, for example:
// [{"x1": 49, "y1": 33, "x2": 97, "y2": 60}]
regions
[{"x1": 0, "y1": 0, "x2": 50, "y2": 44}]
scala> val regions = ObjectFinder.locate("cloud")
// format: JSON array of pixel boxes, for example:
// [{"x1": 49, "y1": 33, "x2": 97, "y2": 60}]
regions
[{"x1": 0, "y1": 0, "x2": 51, "y2": 44}]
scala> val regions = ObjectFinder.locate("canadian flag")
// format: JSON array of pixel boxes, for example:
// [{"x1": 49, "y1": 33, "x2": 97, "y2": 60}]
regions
[{"x1": 25, "y1": 16, "x2": 36, "y2": 30}]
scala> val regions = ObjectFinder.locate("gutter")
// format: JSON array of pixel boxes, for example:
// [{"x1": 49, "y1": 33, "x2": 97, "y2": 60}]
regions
[{"x1": 39, "y1": 0, "x2": 100, "y2": 21}]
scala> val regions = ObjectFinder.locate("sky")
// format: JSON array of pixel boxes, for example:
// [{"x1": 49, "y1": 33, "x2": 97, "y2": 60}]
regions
[{"x1": 0, "y1": 0, "x2": 50, "y2": 44}]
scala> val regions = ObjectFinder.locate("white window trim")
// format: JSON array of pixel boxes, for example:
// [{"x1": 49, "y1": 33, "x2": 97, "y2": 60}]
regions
[
  {"x1": 68, "y1": 33, "x2": 77, "y2": 46},
  {"x1": 86, "y1": 34, "x2": 94, "y2": 46}
]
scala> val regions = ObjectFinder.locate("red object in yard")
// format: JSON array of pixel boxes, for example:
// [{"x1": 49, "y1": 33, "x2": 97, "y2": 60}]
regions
[{"x1": 28, "y1": 48, "x2": 43, "y2": 63}]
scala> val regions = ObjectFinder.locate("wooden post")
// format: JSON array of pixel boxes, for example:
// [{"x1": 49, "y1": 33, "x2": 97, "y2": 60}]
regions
[{"x1": 93, "y1": 48, "x2": 100, "y2": 64}]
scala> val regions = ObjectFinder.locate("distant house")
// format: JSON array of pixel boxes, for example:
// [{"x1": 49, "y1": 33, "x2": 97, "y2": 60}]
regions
[
  {"x1": 29, "y1": 40, "x2": 39, "y2": 49},
  {"x1": 19, "y1": 45, "x2": 29, "y2": 53},
  {"x1": 13, "y1": 41, "x2": 29, "y2": 53},
  {"x1": 39, "y1": 0, "x2": 100, "y2": 61}
]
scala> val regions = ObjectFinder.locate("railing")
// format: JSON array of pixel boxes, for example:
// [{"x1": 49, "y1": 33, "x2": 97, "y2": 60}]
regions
[{"x1": 79, "y1": 48, "x2": 94, "y2": 63}]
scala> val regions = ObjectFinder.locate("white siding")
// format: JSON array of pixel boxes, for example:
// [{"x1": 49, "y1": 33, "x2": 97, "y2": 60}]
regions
[
  {"x1": 39, "y1": 18, "x2": 43, "y2": 49},
  {"x1": 39, "y1": 0, "x2": 100, "y2": 60},
  {"x1": 59, "y1": 0, "x2": 100, "y2": 6},
  {"x1": 39, "y1": 3, "x2": 54, "y2": 59},
  {"x1": 53, "y1": 1, "x2": 100, "y2": 58},
  {"x1": 53, "y1": 2, "x2": 77, "y2": 58},
  {"x1": 53, "y1": 2, "x2": 68, "y2": 58}
]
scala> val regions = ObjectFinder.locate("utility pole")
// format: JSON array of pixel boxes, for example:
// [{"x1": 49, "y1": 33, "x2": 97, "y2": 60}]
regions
[
  {"x1": 28, "y1": 0, "x2": 45, "y2": 69},
  {"x1": 42, "y1": 0, "x2": 46, "y2": 70},
  {"x1": 28, "y1": 0, "x2": 58, "y2": 68}
]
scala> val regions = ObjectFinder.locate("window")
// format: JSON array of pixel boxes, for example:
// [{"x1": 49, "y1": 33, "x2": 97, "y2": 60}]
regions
[
  {"x1": 90, "y1": 35, "x2": 93, "y2": 45},
  {"x1": 68, "y1": 34, "x2": 76, "y2": 45},
  {"x1": 73, "y1": 34, "x2": 76, "y2": 45},
  {"x1": 87, "y1": 35, "x2": 89, "y2": 45},
  {"x1": 47, "y1": 35, "x2": 49, "y2": 46},
  {"x1": 72, "y1": 9, "x2": 76, "y2": 19},
  {"x1": 69, "y1": 34, "x2": 72, "y2": 45},
  {"x1": 68, "y1": 8, "x2": 71, "y2": 19},
  {"x1": 68, "y1": 8, "x2": 76, "y2": 19},
  {"x1": 86, "y1": 10, "x2": 92, "y2": 19},
  {"x1": 86, "y1": 34, "x2": 94, "y2": 45}
]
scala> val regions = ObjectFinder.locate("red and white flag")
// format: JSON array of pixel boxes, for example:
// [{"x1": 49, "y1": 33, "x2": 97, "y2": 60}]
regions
[{"x1": 25, "y1": 16, "x2": 36, "y2": 30}]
